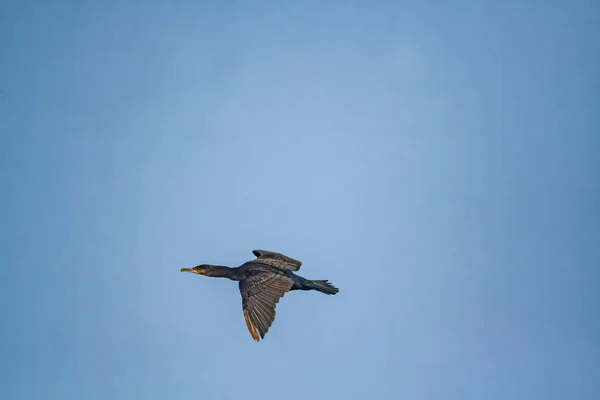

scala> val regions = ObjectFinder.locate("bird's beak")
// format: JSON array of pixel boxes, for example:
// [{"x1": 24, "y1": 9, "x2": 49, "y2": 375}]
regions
[{"x1": 180, "y1": 268, "x2": 194, "y2": 273}]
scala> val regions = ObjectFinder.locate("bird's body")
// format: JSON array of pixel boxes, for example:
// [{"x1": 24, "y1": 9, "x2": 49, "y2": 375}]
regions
[{"x1": 181, "y1": 250, "x2": 339, "y2": 342}]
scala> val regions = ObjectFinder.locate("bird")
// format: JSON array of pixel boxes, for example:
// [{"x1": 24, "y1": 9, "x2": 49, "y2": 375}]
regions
[{"x1": 181, "y1": 249, "x2": 339, "y2": 342}]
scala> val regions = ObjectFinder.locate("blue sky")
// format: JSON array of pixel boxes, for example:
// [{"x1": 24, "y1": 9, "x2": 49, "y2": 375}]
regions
[{"x1": 1, "y1": 1, "x2": 599, "y2": 399}]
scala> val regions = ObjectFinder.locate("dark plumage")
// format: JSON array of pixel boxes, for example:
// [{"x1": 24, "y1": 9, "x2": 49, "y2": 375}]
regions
[{"x1": 181, "y1": 249, "x2": 339, "y2": 342}]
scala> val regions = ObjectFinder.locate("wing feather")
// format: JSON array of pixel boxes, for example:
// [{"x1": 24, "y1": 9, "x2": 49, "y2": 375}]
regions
[
  {"x1": 252, "y1": 250, "x2": 302, "y2": 271},
  {"x1": 239, "y1": 273, "x2": 294, "y2": 342}
]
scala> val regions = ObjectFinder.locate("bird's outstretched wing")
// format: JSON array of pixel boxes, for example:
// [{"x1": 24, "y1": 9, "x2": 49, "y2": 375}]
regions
[
  {"x1": 252, "y1": 249, "x2": 302, "y2": 271},
  {"x1": 239, "y1": 273, "x2": 294, "y2": 342}
]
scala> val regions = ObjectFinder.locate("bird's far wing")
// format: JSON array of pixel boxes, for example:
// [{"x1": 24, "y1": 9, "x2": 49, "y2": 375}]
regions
[
  {"x1": 239, "y1": 273, "x2": 294, "y2": 342},
  {"x1": 252, "y1": 249, "x2": 302, "y2": 271}
]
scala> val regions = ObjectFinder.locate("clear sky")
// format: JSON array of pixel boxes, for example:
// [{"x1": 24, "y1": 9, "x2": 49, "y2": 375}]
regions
[{"x1": 1, "y1": 1, "x2": 599, "y2": 399}]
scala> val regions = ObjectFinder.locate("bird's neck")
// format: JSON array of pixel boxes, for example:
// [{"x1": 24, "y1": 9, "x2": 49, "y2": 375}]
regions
[{"x1": 205, "y1": 265, "x2": 244, "y2": 281}]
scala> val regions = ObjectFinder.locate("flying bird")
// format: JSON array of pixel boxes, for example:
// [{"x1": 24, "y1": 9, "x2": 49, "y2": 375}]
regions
[{"x1": 181, "y1": 249, "x2": 339, "y2": 342}]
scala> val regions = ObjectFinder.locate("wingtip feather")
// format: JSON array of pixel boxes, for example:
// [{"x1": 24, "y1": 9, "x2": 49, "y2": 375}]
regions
[{"x1": 244, "y1": 310, "x2": 261, "y2": 342}]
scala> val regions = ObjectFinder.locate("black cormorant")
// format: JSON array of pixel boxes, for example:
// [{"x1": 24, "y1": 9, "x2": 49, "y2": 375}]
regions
[{"x1": 181, "y1": 249, "x2": 339, "y2": 342}]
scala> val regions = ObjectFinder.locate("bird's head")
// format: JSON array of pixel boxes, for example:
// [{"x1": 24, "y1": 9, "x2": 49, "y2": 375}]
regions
[{"x1": 180, "y1": 264, "x2": 211, "y2": 275}]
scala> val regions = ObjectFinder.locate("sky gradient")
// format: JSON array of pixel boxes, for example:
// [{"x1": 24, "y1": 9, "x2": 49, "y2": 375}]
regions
[{"x1": 1, "y1": 1, "x2": 599, "y2": 399}]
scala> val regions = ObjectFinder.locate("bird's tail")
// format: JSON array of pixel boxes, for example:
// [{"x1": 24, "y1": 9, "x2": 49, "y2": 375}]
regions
[{"x1": 309, "y1": 280, "x2": 339, "y2": 295}]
